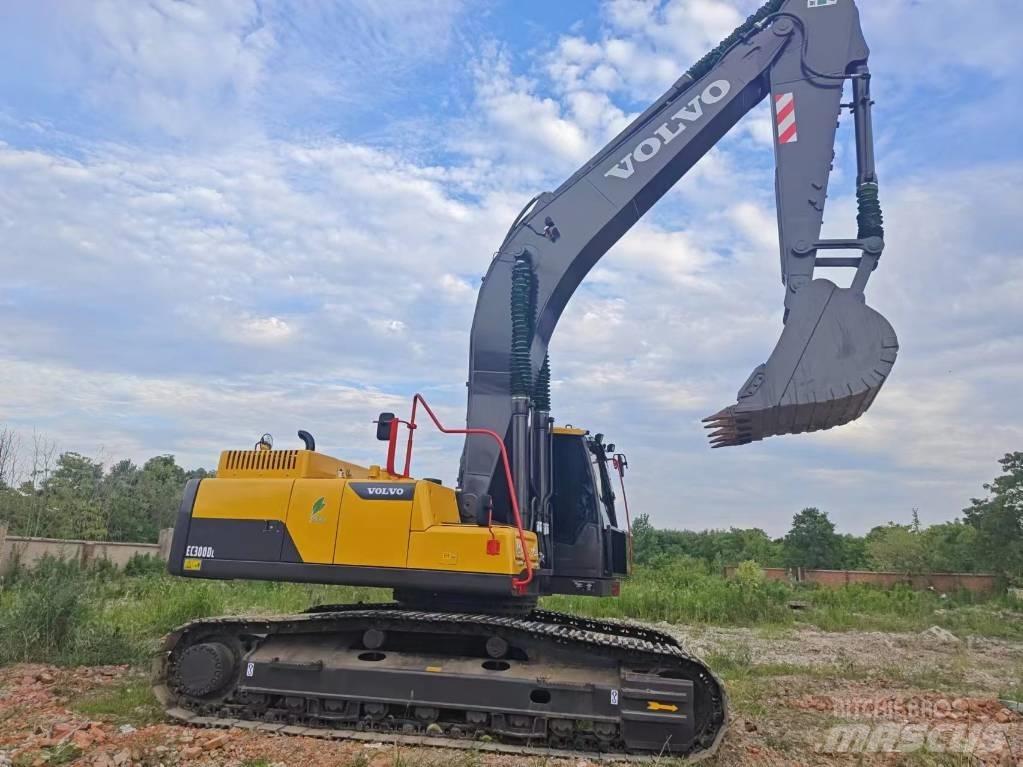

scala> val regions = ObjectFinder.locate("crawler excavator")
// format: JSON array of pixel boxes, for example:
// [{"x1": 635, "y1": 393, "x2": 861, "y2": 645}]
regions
[{"x1": 155, "y1": 0, "x2": 898, "y2": 757}]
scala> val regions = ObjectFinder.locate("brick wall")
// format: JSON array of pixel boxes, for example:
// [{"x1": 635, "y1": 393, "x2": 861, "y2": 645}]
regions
[
  {"x1": 723, "y1": 564, "x2": 999, "y2": 595},
  {"x1": 0, "y1": 524, "x2": 174, "y2": 576}
]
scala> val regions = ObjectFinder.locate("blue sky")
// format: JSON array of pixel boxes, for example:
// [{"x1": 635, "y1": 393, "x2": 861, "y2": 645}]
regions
[{"x1": 0, "y1": 0, "x2": 1020, "y2": 536}]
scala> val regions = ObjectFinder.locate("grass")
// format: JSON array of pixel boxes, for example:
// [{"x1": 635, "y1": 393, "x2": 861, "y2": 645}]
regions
[
  {"x1": 0, "y1": 554, "x2": 1021, "y2": 670},
  {"x1": 684, "y1": 636, "x2": 986, "y2": 696},
  {"x1": 998, "y1": 668, "x2": 1023, "y2": 702},
  {"x1": 545, "y1": 558, "x2": 796, "y2": 625},
  {"x1": 11, "y1": 743, "x2": 81, "y2": 767},
  {"x1": 549, "y1": 559, "x2": 1023, "y2": 639},
  {"x1": 73, "y1": 678, "x2": 164, "y2": 726},
  {"x1": 0, "y1": 555, "x2": 389, "y2": 666}
]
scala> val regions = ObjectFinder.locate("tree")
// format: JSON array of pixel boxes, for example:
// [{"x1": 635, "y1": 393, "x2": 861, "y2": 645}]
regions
[
  {"x1": 963, "y1": 452, "x2": 1023, "y2": 578},
  {"x1": 921, "y1": 520, "x2": 979, "y2": 573},
  {"x1": 134, "y1": 456, "x2": 209, "y2": 540},
  {"x1": 630, "y1": 513, "x2": 658, "y2": 564},
  {"x1": 783, "y1": 507, "x2": 840, "y2": 569},
  {"x1": 0, "y1": 424, "x2": 216, "y2": 542},
  {"x1": 102, "y1": 459, "x2": 143, "y2": 542},
  {"x1": 0, "y1": 426, "x2": 21, "y2": 489},
  {"x1": 2, "y1": 431, "x2": 59, "y2": 538},
  {"x1": 42, "y1": 452, "x2": 106, "y2": 539},
  {"x1": 866, "y1": 523, "x2": 928, "y2": 573},
  {"x1": 835, "y1": 533, "x2": 869, "y2": 570},
  {"x1": 628, "y1": 516, "x2": 785, "y2": 568},
  {"x1": 716, "y1": 527, "x2": 784, "y2": 568}
]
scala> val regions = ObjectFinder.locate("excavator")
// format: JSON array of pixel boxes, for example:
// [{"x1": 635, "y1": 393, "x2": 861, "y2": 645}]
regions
[{"x1": 154, "y1": 0, "x2": 898, "y2": 758}]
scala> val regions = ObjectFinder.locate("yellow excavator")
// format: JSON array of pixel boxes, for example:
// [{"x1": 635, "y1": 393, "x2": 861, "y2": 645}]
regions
[{"x1": 155, "y1": 0, "x2": 897, "y2": 757}]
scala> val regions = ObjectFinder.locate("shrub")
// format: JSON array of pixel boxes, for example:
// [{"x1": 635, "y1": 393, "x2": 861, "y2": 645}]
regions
[
  {"x1": 0, "y1": 555, "x2": 144, "y2": 665},
  {"x1": 545, "y1": 556, "x2": 794, "y2": 625},
  {"x1": 123, "y1": 553, "x2": 166, "y2": 577},
  {"x1": 0, "y1": 557, "x2": 90, "y2": 663},
  {"x1": 144, "y1": 582, "x2": 226, "y2": 635}
]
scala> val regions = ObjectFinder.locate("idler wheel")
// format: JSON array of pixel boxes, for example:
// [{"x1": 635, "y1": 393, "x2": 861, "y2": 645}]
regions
[{"x1": 173, "y1": 642, "x2": 237, "y2": 698}]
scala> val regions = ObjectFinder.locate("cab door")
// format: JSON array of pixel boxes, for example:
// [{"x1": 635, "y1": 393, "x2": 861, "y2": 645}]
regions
[{"x1": 550, "y1": 433, "x2": 607, "y2": 580}]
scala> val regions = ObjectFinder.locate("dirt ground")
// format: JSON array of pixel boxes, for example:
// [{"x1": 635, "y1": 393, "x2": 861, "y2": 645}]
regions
[{"x1": 2, "y1": 624, "x2": 1022, "y2": 767}]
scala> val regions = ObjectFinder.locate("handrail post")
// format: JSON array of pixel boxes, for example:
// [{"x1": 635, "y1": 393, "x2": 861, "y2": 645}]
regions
[
  {"x1": 398, "y1": 393, "x2": 534, "y2": 593},
  {"x1": 385, "y1": 418, "x2": 401, "y2": 476}
]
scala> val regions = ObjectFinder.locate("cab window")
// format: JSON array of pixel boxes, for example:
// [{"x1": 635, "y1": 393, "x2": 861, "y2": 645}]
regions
[{"x1": 551, "y1": 434, "x2": 597, "y2": 544}]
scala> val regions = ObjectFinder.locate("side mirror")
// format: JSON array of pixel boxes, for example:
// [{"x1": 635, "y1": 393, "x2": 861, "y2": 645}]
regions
[
  {"x1": 475, "y1": 493, "x2": 493, "y2": 526},
  {"x1": 375, "y1": 412, "x2": 396, "y2": 441}
]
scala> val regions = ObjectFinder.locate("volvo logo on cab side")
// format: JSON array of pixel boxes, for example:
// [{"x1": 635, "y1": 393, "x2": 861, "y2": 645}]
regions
[
  {"x1": 350, "y1": 482, "x2": 416, "y2": 501},
  {"x1": 604, "y1": 79, "x2": 731, "y2": 181}
]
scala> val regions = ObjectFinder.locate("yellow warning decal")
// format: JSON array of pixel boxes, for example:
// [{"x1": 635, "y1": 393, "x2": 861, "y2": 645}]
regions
[
  {"x1": 426, "y1": 666, "x2": 443, "y2": 673},
  {"x1": 183, "y1": 558, "x2": 202, "y2": 571},
  {"x1": 647, "y1": 701, "x2": 679, "y2": 713}
]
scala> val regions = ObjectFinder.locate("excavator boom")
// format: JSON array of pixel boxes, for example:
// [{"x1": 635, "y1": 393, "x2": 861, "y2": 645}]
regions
[{"x1": 459, "y1": 0, "x2": 897, "y2": 520}]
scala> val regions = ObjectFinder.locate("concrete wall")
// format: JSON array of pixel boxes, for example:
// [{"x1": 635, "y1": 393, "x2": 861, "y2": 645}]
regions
[
  {"x1": 0, "y1": 524, "x2": 174, "y2": 576},
  {"x1": 723, "y1": 564, "x2": 999, "y2": 596}
]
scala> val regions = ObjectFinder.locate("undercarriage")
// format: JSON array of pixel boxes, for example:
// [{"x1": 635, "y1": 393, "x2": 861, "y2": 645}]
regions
[{"x1": 153, "y1": 604, "x2": 727, "y2": 758}]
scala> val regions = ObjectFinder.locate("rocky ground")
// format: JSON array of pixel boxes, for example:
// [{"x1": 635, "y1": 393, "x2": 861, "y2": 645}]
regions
[{"x1": 2, "y1": 624, "x2": 1022, "y2": 767}]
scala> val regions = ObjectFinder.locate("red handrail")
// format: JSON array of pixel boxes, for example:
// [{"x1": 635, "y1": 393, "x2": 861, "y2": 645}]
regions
[{"x1": 386, "y1": 393, "x2": 534, "y2": 594}]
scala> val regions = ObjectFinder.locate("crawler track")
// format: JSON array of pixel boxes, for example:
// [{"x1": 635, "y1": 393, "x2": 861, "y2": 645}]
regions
[{"x1": 153, "y1": 605, "x2": 726, "y2": 759}]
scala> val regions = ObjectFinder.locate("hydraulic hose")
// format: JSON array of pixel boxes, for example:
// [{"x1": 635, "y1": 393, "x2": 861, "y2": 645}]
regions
[
  {"x1": 856, "y1": 182, "x2": 884, "y2": 240},
  {"x1": 510, "y1": 254, "x2": 536, "y2": 397},
  {"x1": 533, "y1": 354, "x2": 551, "y2": 412}
]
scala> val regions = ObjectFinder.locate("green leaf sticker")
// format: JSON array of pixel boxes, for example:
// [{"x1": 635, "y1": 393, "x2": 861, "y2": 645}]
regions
[{"x1": 311, "y1": 496, "x2": 326, "y2": 519}]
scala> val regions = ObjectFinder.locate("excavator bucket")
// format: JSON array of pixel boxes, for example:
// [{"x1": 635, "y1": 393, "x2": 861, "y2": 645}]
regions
[{"x1": 704, "y1": 279, "x2": 898, "y2": 447}]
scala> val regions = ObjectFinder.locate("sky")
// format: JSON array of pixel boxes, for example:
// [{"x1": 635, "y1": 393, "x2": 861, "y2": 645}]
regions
[{"x1": 0, "y1": 0, "x2": 1020, "y2": 537}]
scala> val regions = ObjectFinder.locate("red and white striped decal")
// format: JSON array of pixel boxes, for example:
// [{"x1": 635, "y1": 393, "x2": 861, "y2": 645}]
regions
[{"x1": 774, "y1": 92, "x2": 797, "y2": 144}]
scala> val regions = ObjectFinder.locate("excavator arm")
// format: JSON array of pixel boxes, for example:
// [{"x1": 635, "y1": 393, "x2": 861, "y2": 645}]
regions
[{"x1": 458, "y1": 0, "x2": 897, "y2": 521}]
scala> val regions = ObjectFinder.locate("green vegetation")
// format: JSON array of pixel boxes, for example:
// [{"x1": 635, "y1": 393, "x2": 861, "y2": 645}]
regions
[
  {"x1": 2, "y1": 413, "x2": 1020, "y2": 581},
  {"x1": 549, "y1": 557, "x2": 1023, "y2": 638},
  {"x1": 0, "y1": 555, "x2": 389, "y2": 666},
  {"x1": 2, "y1": 552, "x2": 1021, "y2": 671},
  {"x1": 545, "y1": 558, "x2": 794, "y2": 625},
  {"x1": 964, "y1": 451, "x2": 1023, "y2": 577},
  {"x1": 0, "y1": 424, "x2": 210, "y2": 542},
  {"x1": 26, "y1": 743, "x2": 80, "y2": 767},
  {"x1": 0, "y1": 429, "x2": 1020, "y2": 670},
  {"x1": 999, "y1": 668, "x2": 1023, "y2": 703},
  {"x1": 73, "y1": 679, "x2": 163, "y2": 725},
  {"x1": 629, "y1": 451, "x2": 1023, "y2": 579}
]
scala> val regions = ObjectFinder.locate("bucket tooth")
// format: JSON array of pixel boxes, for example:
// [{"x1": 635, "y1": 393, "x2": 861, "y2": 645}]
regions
[
  {"x1": 705, "y1": 279, "x2": 898, "y2": 447},
  {"x1": 707, "y1": 430, "x2": 732, "y2": 440},
  {"x1": 701, "y1": 408, "x2": 733, "y2": 424}
]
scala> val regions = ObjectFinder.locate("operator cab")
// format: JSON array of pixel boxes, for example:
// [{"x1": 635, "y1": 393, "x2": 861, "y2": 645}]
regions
[{"x1": 547, "y1": 427, "x2": 630, "y2": 596}]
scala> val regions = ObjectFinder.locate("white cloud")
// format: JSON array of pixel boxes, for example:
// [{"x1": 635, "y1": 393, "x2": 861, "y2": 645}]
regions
[
  {"x1": 461, "y1": 46, "x2": 592, "y2": 172},
  {"x1": 59, "y1": 0, "x2": 274, "y2": 139},
  {"x1": 0, "y1": 0, "x2": 1021, "y2": 538},
  {"x1": 861, "y1": 2, "x2": 1023, "y2": 86},
  {"x1": 234, "y1": 316, "x2": 294, "y2": 344},
  {"x1": 439, "y1": 273, "x2": 474, "y2": 301}
]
